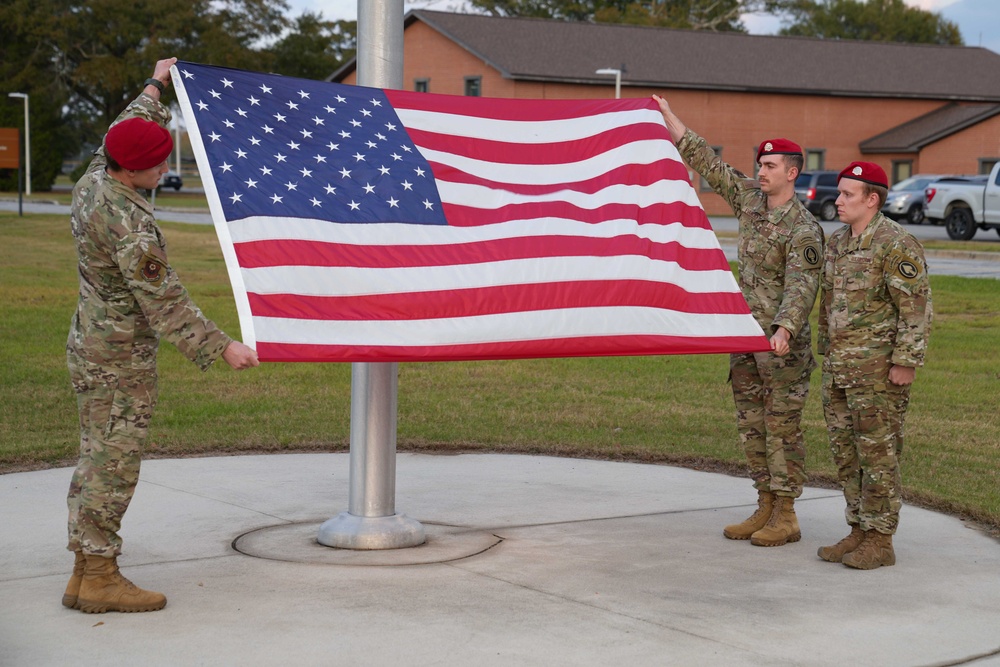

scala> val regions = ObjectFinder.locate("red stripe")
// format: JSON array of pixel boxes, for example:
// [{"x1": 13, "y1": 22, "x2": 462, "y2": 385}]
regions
[
  {"x1": 234, "y1": 235, "x2": 729, "y2": 272},
  {"x1": 428, "y1": 158, "x2": 691, "y2": 196},
  {"x1": 257, "y1": 334, "x2": 771, "y2": 363},
  {"x1": 442, "y1": 200, "x2": 713, "y2": 229},
  {"x1": 246, "y1": 280, "x2": 750, "y2": 321},
  {"x1": 386, "y1": 89, "x2": 658, "y2": 122},
  {"x1": 407, "y1": 124, "x2": 671, "y2": 165}
]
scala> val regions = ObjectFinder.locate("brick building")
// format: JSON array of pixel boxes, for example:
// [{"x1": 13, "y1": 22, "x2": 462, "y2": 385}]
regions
[{"x1": 331, "y1": 10, "x2": 1000, "y2": 216}]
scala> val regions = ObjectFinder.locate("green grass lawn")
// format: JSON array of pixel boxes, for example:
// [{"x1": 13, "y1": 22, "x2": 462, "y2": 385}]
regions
[{"x1": 1, "y1": 213, "x2": 998, "y2": 535}]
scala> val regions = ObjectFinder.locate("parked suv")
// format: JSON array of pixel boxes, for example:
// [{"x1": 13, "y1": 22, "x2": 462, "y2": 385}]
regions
[
  {"x1": 881, "y1": 174, "x2": 943, "y2": 224},
  {"x1": 159, "y1": 170, "x2": 183, "y2": 191},
  {"x1": 794, "y1": 170, "x2": 840, "y2": 221}
]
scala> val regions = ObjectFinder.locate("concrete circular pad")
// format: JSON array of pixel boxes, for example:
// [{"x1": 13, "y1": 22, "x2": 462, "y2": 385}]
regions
[{"x1": 233, "y1": 521, "x2": 503, "y2": 566}]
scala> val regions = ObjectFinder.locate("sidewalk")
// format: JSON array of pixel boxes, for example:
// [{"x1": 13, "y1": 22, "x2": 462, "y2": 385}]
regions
[{"x1": 2, "y1": 453, "x2": 998, "y2": 666}]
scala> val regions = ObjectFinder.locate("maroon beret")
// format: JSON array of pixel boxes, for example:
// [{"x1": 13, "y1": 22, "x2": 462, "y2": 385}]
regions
[
  {"x1": 756, "y1": 138, "x2": 802, "y2": 164},
  {"x1": 838, "y1": 161, "x2": 888, "y2": 188},
  {"x1": 105, "y1": 117, "x2": 173, "y2": 170}
]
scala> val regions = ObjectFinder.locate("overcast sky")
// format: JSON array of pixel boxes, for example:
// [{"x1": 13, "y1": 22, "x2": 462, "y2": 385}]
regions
[{"x1": 285, "y1": 0, "x2": 999, "y2": 53}]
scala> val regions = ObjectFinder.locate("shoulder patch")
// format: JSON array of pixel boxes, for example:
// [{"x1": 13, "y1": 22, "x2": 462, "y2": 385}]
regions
[
  {"x1": 794, "y1": 234, "x2": 823, "y2": 269},
  {"x1": 889, "y1": 250, "x2": 923, "y2": 283},
  {"x1": 135, "y1": 251, "x2": 167, "y2": 287}
]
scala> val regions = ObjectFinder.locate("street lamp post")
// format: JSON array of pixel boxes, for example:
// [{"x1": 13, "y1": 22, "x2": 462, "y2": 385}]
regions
[
  {"x1": 595, "y1": 68, "x2": 622, "y2": 99},
  {"x1": 7, "y1": 93, "x2": 30, "y2": 195}
]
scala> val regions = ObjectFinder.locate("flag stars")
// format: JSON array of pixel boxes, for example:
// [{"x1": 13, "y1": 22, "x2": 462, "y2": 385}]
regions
[
  {"x1": 360, "y1": 108, "x2": 372, "y2": 117},
  {"x1": 400, "y1": 145, "x2": 412, "y2": 152},
  {"x1": 223, "y1": 119, "x2": 235, "y2": 128},
  {"x1": 363, "y1": 183, "x2": 376, "y2": 194},
  {"x1": 324, "y1": 105, "x2": 337, "y2": 114},
  {"x1": 262, "y1": 124, "x2": 274, "y2": 134},
  {"x1": 274, "y1": 112, "x2": 287, "y2": 122},
  {"x1": 196, "y1": 101, "x2": 209, "y2": 111},
  {"x1": 310, "y1": 197, "x2": 322, "y2": 207},
  {"x1": 375, "y1": 132, "x2": 387, "y2": 141},
  {"x1": 220, "y1": 162, "x2": 233, "y2": 173},
  {"x1": 244, "y1": 178, "x2": 258, "y2": 188},
  {"x1": 313, "y1": 154, "x2": 327, "y2": 164},
  {"x1": 286, "y1": 100, "x2": 299, "y2": 110},
  {"x1": 423, "y1": 200, "x2": 434, "y2": 210},
  {"x1": 353, "y1": 152, "x2": 366, "y2": 162},
  {"x1": 275, "y1": 153, "x2": 287, "y2": 163},
  {"x1": 378, "y1": 165, "x2": 390, "y2": 176},
  {"x1": 287, "y1": 140, "x2": 300, "y2": 150},
  {"x1": 385, "y1": 122, "x2": 397, "y2": 132},
  {"x1": 221, "y1": 78, "x2": 234, "y2": 88},
  {"x1": 299, "y1": 129, "x2": 313, "y2": 139},
  {"x1": 338, "y1": 130, "x2": 351, "y2": 139},
  {"x1": 300, "y1": 167, "x2": 313, "y2": 178},
  {"x1": 312, "y1": 116, "x2": 324, "y2": 125},
  {"x1": 236, "y1": 108, "x2": 248, "y2": 118},
  {"x1": 208, "y1": 132, "x2": 221, "y2": 142},
  {"x1": 335, "y1": 95, "x2": 346, "y2": 103},
  {"x1": 259, "y1": 166, "x2": 273, "y2": 176},
  {"x1": 182, "y1": 69, "x2": 194, "y2": 79},
  {"x1": 298, "y1": 90, "x2": 310, "y2": 99},
  {"x1": 386, "y1": 197, "x2": 399, "y2": 208},
  {"x1": 270, "y1": 193, "x2": 282, "y2": 204},
  {"x1": 229, "y1": 192, "x2": 242, "y2": 203},
  {"x1": 249, "y1": 136, "x2": 262, "y2": 146},
  {"x1": 324, "y1": 184, "x2": 336, "y2": 195},
  {"x1": 327, "y1": 142, "x2": 339, "y2": 151},
  {"x1": 348, "y1": 200, "x2": 360, "y2": 211},
  {"x1": 339, "y1": 167, "x2": 351, "y2": 178},
  {"x1": 260, "y1": 84, "x2": 272, "y2": 94},
  {"x1": 248, "y1": 96, "x2": 260, "y2": 106},
  {"x1": 234, "y1": 148, "x2": 247, "y2": 159},
  {"x1": 390, "y1": 153, "x2": 402, "y2": 161},
  {"x1": 366, "y1": 141, "x2": 377, "y2": 149},
  {"x1": 370, "y1": 98, "x2": 381, "y2": 107},
  {"x1": 209, "y1": 89, "x2": 221, "y2": 99},
  {"x1": 350, "y1": 119, "x2": 362, "y2": 128},
  {"x1": 284, "y1": 182, "x2": 298, "y2": 191},
  {"x1": 414, "y1": 167, "x2": 426, "y2": 177},
  {"x1": 401, "y1": 180, "x2": 413, "y2": 191}
]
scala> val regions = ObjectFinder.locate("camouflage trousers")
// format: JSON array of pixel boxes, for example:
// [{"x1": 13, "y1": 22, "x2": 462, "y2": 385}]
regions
[
  {"x1": 730, "y1": 346, "x2": 815, "y2": 498},
  {"x1": 822, "y1": 375, "x2": 910, "y2": 535},
  {"x1": 66, "y1": 348, "x2": 157, "y2": 557}
]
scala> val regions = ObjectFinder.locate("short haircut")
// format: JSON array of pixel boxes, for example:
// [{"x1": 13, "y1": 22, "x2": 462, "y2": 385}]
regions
[
  {"x1": 106, "y1": 155, "x2": 123, "y2": 172},
  {"x1": 863, "y1": 183, "x2": 888, "y2": 208},
  {"x1": 783, "y1": 153, "x2": 804, "y2": 174}
]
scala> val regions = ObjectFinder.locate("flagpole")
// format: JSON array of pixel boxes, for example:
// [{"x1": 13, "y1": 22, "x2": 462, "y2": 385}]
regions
[{"x1": 317, "y1": 0, "x2": 425, "y2": 550}]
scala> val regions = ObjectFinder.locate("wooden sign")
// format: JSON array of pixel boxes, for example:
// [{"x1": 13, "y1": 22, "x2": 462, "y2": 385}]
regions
[{"x1": 0, "y1": 128, "x2": 19, "y2": 169}]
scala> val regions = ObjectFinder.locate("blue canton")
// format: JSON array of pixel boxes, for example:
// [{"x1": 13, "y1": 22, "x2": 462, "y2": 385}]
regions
[{"x1": 176, "y1": 61, "x2": 445, "y2": 225}]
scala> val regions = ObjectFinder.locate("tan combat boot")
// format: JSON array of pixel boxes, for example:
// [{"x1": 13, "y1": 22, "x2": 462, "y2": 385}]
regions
[
  {"x1": 61, "y1": 551, "x2": 86, "y2": 608},
  {"x1": 750, "y1": 496, "x2": 801, "y2": 547},
  {"x1": 723, "y1": 490, "x2": 775, "y2": 540},
  {"x1": 817, "y1": 525, "x2": 865, "y2": 563},
  {"x1": 842, "y1": 531, "x2": 895, "y2": 570},
  {"x1": 76, "y1": 555, "x2": 167, "y2": 613}
]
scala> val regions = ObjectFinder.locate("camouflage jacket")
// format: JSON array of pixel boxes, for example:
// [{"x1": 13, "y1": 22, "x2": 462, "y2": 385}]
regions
[
  {"x1": 677, "y1": 130, "x2": 823, "y2": 342},
  {"x1": 818, "y1": 212, "x2": 932, "y2": 387},
  {"x1": 67, "y1": 93, "x2": 231, "y2": 372}
]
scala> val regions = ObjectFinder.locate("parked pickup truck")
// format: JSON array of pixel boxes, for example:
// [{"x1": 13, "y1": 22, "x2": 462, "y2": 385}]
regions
[{"x1": 923, "y1": 162, "x2": 1000, "y2": 240}]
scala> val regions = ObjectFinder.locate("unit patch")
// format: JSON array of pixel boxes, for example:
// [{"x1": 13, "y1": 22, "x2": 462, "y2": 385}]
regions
[
  {"x1": 135, "y1": 252, "x2": 166, "y2": 287},
  {"x1": 897, "y1": 260, "x2": 919, "y2": 280}
]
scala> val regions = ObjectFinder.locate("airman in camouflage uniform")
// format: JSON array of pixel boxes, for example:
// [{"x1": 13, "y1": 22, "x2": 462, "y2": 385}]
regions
[
  {"x1": 654, "y1": 96, "x2": 823, "y2": 547},
  {"x1": 63, "y1": 58, "x2": 259, "y2": 613},
  {"x1": 817, "y1": 162, "x2": 931, "y2": 570}
]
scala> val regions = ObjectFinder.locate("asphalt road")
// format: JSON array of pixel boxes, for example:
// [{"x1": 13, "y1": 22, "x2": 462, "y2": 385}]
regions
[{"x1": 2, "y1": 200, "x2": 997, "y2": 278}]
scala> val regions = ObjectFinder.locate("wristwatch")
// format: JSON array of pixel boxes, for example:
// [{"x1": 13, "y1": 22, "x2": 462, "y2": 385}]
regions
[{"x1": 144, "y1": 78, "x2": 165, "y2": 93}]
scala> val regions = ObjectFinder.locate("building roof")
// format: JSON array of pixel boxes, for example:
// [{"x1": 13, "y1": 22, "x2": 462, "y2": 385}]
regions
[
  {"x1": 860, "y1": 103, "x2": 1000, "y2": 153},
  {"x1": 332, "y1": 10, "x2": 1000, "y2": 102}
]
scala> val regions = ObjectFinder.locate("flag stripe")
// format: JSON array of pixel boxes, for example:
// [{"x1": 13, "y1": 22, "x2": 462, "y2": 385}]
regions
[
  {"x1": 246, "y1": 280, "x2": 752, "y2": 321},
  {"x1": 233, "y1": 235, "x2": 730, "y2": 272}
]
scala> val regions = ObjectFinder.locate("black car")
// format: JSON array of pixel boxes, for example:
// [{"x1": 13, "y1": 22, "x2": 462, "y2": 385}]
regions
[
  {"x1": 794, "y1": 170, "x2": 840, "y2": 221},
  {"x1": 159, "y1": 170, "x2": 183, "y2": 191}
]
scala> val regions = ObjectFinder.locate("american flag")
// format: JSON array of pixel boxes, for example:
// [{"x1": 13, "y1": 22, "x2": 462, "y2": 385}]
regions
[{"x1": 171, "y1": 61, "x2": 768, "y2": 362}]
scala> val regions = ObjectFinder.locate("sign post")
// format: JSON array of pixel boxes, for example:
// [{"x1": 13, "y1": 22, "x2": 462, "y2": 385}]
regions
[{"x1": 0, "y1": 128, "x2": 22, "y2": 216}]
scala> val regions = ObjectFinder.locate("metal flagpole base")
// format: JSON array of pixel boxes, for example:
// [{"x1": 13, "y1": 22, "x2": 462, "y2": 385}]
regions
[{"x1": 317, "y1": 512, "x2": 425, "y2": 550}]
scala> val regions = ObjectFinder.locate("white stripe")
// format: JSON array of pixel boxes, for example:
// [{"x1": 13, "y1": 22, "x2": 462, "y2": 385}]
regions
[
  {"x1": 253, "y1": 307, "x2": 762, "y2": 347},
  {"x1": 394, "y1": 107, "x2": 666, "y2": 144},
  {"x1": 417, "y1": 140, "x2": 680, "y2": 186},
  {"x1": 437, "y1": 180, "x2": 704, "y2": 211},
  {"x1": 241, "y1": 256, "x2": 737, "y2": 297},
  {"x1": 226, "y1": 217, "x2": 719, "y2": 249}
]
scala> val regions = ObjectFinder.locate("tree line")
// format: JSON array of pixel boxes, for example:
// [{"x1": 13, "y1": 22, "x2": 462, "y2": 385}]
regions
[{"x1": 0, "y1": 0, "x2": 960, "y2": 192}]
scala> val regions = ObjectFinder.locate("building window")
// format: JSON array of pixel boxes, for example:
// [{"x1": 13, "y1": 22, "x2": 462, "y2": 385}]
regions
[
  {"x1": 979, "y1": 158, "x2": 998, "y2": 175},
  {"x1": 805, "y1": 149, "x2": 825, "y2": 171},
  {"x1": 414, "y1": 78, "x2": 429, "y2": 93},
  {"x1": 892, "y1": 160, "x2": 913, "y2": 184},
  {"x1": 701, "y1": 146, "x2": 723, "y2": 192},
  {"x1": 464, "y1": 76, "x2": 481, "y2": 97}
]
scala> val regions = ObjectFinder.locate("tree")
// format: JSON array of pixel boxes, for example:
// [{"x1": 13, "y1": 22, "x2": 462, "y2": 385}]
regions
[
  {"x1": 778, "y1": 0, "x2": 963, "y2": 45},
  {"x1": 270, "y1": 12, "x2": 357, "y2": 81},
  {"x1": 469, "y1": 0, "x2": 793, "y2": 31},
  {"x1": 1, "y1": 0, "x2": 293, "y2": 190}
]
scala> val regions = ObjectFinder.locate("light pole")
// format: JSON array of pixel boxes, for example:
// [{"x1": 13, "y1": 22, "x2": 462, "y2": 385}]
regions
[
  {"x1": 595, "y1": 68, "x2": 621, "y2": 99},
  {"x1": 8, "y1": 93, "x2": 30, "y2": 195}
]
